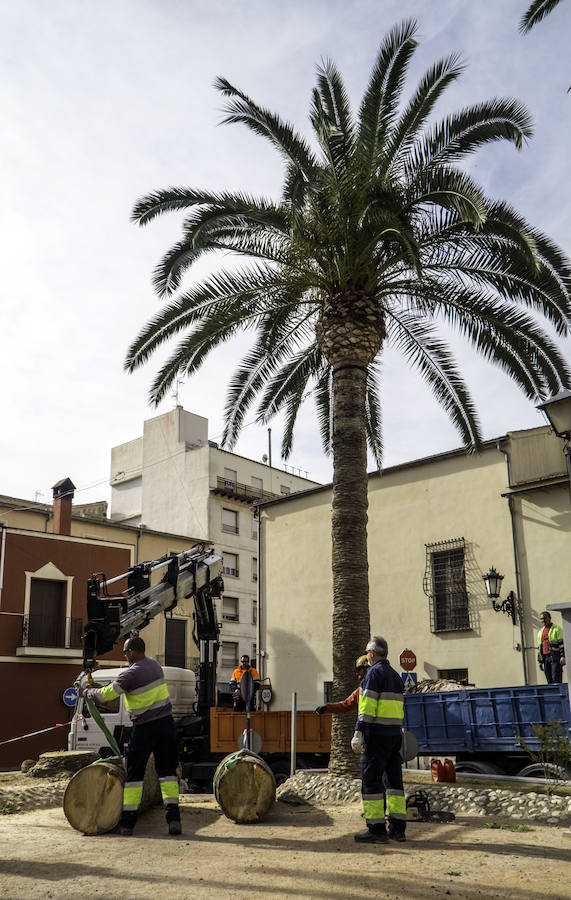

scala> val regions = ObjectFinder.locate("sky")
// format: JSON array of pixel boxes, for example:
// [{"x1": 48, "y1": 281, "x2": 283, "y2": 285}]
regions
[{"x1": 2, "y1": 0, "x2": 570, "y2": 506}]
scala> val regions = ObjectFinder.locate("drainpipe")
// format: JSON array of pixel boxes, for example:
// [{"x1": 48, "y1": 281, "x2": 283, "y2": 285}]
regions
[
  {"x1": 256, "y1": 506, "x2": 263, "y2": 681},
  {"x1": 497, "y1": 440, "x2": 528, "y2": 684},
  {"x1": 0, "y1": 525, "x2": 6, "y2": 610}
]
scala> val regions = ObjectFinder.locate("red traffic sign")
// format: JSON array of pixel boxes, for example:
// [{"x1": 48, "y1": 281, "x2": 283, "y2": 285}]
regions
[{"x1": 399, "y1": 649, "x2": 417, "y2": 671}]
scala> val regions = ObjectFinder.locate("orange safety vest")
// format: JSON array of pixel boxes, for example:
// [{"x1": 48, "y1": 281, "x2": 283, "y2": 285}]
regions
[{"x1": 231, "y1": 666, "x2": 260, "y2": 683}]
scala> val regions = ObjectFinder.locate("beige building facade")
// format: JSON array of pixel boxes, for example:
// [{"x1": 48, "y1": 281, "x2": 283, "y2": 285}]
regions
[
  {"x1": 109, "y1": 407, "x2": 319, "y2": 682},
  {"x1": 258, "y1": 426, "x2": 570, "y2": 710}
]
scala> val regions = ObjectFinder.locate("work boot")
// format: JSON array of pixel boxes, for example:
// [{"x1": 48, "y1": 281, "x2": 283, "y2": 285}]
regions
[
  {"x1": 354, "y1": 827, "x2": 388, "y2": 844},
  {"x1": 119, "y1": 826, "x2": 133, "y2": 836},
  {"x1": 389, "y1": 831, "x2": 406, "y2": 842},
  {"x1": 168, "y1": 820, "x2": 182, "y2": 835}
]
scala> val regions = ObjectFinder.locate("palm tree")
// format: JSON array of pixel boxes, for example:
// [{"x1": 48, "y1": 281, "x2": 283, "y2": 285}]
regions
[
  {"x1": 520, "y1": 0, "x2": 564, "y2": 33},
  {"x1": 127, "y1": 20, "x2": 571, "y2": 775}
]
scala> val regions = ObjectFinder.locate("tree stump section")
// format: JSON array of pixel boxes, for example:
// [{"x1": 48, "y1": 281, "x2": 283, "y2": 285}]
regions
[
  {"x1": 63, "y1": 755, "x2": 162, "y2": 835},
  {"x1": 28, "y1": 750, "x2": 99, "y2": 778},
  {"x1": 214, "y1": 750, "x2": 276, "y2": 823}
]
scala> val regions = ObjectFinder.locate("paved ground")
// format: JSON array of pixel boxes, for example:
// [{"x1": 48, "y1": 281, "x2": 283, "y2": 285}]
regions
[{"x1": 0, "y1": 795, "x2": 570, "y2": 899}]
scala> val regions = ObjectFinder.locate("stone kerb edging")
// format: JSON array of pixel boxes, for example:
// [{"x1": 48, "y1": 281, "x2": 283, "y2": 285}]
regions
[{"x1": 277, "y1": 771, "x2": 571, "y2": 825}]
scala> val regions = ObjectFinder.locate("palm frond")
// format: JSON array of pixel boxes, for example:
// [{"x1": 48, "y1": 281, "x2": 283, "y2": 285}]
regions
[
  {"x1": 520, "y1": 0, "x2": 562, "y2": 33},
  {"x1": 382, "y1": 54, "x2": 465, "y2": 177},
  {"x1": 215, "y1": 76, "x2": 318, "y2": 177},
  {"x1": 356, "y1": 19, "x2": 418, "y2": 177}
]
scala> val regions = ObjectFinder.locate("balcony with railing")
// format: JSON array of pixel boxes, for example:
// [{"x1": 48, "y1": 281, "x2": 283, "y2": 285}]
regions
[
  {"x1": 211, "y1": 476, "x2": 280, "y2": 504},
  {"x1": 17, "y1": 614, "x2": 84, "y2": 657}
]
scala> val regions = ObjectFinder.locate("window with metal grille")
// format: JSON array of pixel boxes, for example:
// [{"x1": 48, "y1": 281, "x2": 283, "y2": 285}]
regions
[
  {"x1": 221, "y1": 507, "x2": 239, "y2": 534},
  {"x1": 438, "y1": 667, "x2": 469, "y2": 684},
  {"x1": 423, "y1": 538, "x2": 471, "y2": 633},
  {"x1": 252, "y1": 599, "x2": 257, "y2": 625},
  {"x1": 223, "y1": 552, "x2": 239, "y2": 577},
  {"x1": 221, "y1": 641, "x2": 239, "y2": 668},
  {"x1": 222, "y1": 596, "x2": 239, "y2": 622},
  {"x1": 252, "y1": 510, "x2": 258, "y2": 540},
  {"x1": 323, "y1": 681, "x2": 333, "y2": 703},
  {"x1": 251, "y1": 476, "x2": 263, "y2": 498},
  {"x1": 251, "y1": 556, "x2": 257, "y2": 582},
  {"x1": 223, "y1": 468, "x2": 237, "y2": 490}
]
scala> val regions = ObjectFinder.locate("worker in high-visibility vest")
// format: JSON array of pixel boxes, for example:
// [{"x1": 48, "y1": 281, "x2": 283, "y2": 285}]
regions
[
  {"x1": 86, "y1": 635, "x2": 181, "y2": 836},
  {"x1": 537, "y1": 611, "x2": 565, "y2": 684},
  {"x1": 315, "y1": 655, "x2": 369, "y2": 715},
  {"x1": 352, "y1": 636, "x2": 406, "y2": 844},
  {"x1": 230, "y1": 655, "x2": 260, "y2": 711}
]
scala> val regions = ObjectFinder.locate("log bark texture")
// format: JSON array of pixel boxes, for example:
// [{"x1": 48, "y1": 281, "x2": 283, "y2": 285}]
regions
[
  {"x1": 214, "y1": 750, "x2": 276, "y2": 823},
  {"x1": 63, "y1": 754, "x2": 161, "y2": 835}
]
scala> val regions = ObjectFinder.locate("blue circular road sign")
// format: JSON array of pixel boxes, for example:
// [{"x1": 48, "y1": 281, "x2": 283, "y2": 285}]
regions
[{"x1": 63, "y1": 687, "x2": 79, "y2": 707}]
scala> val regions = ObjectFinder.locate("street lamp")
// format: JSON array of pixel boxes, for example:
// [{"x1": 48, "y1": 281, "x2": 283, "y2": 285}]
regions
[
  {"x1": 536, "y1": 389, "x2": 571, "y2": 497},
  {"x1": 483, "y1": 567, "x2": 516, "y2": 623}
]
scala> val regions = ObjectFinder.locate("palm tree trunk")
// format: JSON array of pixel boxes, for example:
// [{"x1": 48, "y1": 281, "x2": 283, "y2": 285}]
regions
[{"x1": 328, "y1": 362, "x2": 371, "y2": 776}]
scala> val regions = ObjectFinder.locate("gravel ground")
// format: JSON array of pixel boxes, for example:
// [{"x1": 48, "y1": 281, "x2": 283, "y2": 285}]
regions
[{"x1": 1, "y1": 794, "x2": 571, "y2": 900}]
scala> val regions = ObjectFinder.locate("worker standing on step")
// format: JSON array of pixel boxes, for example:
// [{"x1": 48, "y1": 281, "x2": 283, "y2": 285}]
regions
[
  {"x1": 352, "y1": 636, "x2": 406, "y2": 844},
  {"x1": 230, "y1": 655, "x2": 260, "y2": 711},
  {"x1": 86, "y1": 635, "x2": 182, "y2": 836},
  {"x1": 315, "y1": 655, "x2": 369, "y2": 715},
  {"x1": 537, "y1": 611, "x2": 565, "y2": 684}
]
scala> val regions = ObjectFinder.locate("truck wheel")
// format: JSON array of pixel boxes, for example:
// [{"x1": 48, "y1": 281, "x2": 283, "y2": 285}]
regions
[
  {"x1": 517, "y1": 762, "x2": 570, "y2": 780},
  {"x1": 454, "y1": 760, "x2": 503, "y2": 776}
]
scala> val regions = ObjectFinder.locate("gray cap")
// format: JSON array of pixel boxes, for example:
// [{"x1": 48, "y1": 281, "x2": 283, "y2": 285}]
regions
[{"x1": 366, "y1": 635, "x2": 388, "y2": 657}]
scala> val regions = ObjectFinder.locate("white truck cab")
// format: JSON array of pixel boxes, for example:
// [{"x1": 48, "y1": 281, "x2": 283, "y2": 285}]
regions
[{"x1": 68, "y1": 665, "x2": 197, "y2": 754}]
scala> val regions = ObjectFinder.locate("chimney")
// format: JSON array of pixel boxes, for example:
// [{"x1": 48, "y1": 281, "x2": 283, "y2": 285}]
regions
[{"x1": 52, "y1": 478, "x2": 76, "y2": 535}]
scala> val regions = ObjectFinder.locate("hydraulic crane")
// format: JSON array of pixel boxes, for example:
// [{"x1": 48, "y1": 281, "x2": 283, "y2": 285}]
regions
[{"x1": 82, "y1": 545, "x2": 224, "y2": 716}]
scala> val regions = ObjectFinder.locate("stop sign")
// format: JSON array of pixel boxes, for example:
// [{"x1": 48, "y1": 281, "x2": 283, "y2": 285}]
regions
[{"x1": 399, "y1": 648, "x2": 417, "y2": 671}]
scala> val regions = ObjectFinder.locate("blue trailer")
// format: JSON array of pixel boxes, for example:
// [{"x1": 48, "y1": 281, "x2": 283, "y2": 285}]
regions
[{"x1": 403, "y1": 683, "x2": 571, "y2": 777}]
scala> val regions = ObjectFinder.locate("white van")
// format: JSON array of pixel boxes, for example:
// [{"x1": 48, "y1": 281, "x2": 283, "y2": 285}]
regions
[{"x1": 68, "y1": 666, "x2": 197, "y2": 754}]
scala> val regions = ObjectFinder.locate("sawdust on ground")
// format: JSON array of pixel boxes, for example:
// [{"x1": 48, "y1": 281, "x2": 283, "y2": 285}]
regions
[{"x1": 0, "y1": 795, "x2": 570, "y2": 900}]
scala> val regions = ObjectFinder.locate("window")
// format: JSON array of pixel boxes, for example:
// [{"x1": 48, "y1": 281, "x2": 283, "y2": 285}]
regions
[
  {"x1": 27, "y1": 579, "x2": 66, "y2": 647},
  {"x1": 438, "y1": 668, "x2": 469, "y2": 684},
  {"x1": 323, "y1": 681, "x2": 333, "y2": 703},
  {"x1": 223, "y1": 552, "x2": 239, "y2": 578},
  {"x1": 222, "y1": 507, "x2": 239, "y2": 534},
  {"x1": 423, "y1": 538, "x2": 471, "y2": 633},
  {"x1": 222, "y1": 641, "x2": 239, "y2": 668},
  {"x1": 251, "y1": 556, "x2": 258, "y2": 582},
  {"x1": 280, "y1": 485, "x2": 291, "y2": 495},
  {"x1": 251, "y1": 510, "x2": 258, "y2": 540},
  {"x1": 222, "y1": 596, "x2": 239, "y2": 622},
  {"x1": 251, "y1": 644, "x2": 257, "y2": 663},
  {"x1": 165, "y1": 618, "x2": 187, "y2": 668},
  {"x1": 252, "y1": 599, "x2": 258, "y2": 626},
  {"x1": 224, "y1": 468, "x2": 237, "y2": 489},
  {"x1": 251, "y1": 476, "x2": 263, "y2": 498}
]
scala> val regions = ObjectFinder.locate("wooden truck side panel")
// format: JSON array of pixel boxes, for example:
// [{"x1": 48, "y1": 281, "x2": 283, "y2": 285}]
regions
[{"x1": 210, "y1": 708, "x2": 332, "y2": 753}]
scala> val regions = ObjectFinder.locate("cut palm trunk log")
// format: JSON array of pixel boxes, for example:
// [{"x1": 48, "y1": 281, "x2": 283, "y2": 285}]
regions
[
  {"x1": 63, "y1": 754, "x2": 162, "y2": 835},
  {"x1": 214, "y1": 749, "x2": 276, "y2": 823}
]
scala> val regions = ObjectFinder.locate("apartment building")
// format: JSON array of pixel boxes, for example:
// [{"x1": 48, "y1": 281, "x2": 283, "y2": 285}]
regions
[{"x1": 109, "y1": 406, "x2": 320, "y2": 683}]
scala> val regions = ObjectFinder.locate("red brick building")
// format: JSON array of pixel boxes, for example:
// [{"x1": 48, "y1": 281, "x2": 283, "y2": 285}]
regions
[{"x1": 0, "y1": 480, "x2": 131, "y2": 767}]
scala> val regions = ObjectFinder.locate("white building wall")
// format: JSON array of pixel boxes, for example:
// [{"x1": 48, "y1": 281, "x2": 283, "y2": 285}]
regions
[{"x1": 110, "y1": 406, "x2": 319, "y2": 683}]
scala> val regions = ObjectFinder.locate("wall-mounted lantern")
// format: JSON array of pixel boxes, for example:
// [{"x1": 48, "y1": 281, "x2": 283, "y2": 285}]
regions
[{"x1": 483, "y1": 567, "x2": 516, "y2": 623}]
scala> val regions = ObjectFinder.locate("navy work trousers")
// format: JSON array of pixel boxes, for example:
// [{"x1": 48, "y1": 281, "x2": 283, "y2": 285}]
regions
[
  {"x1": 121, "y1": 714, "x2": 180, "y2": 829},
  {"x1": 360, "y1": 732, "x2": 406, "y2": 836},
  {"x1": 543, "y1": 653, "x2": 563, "y2": 684}
]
